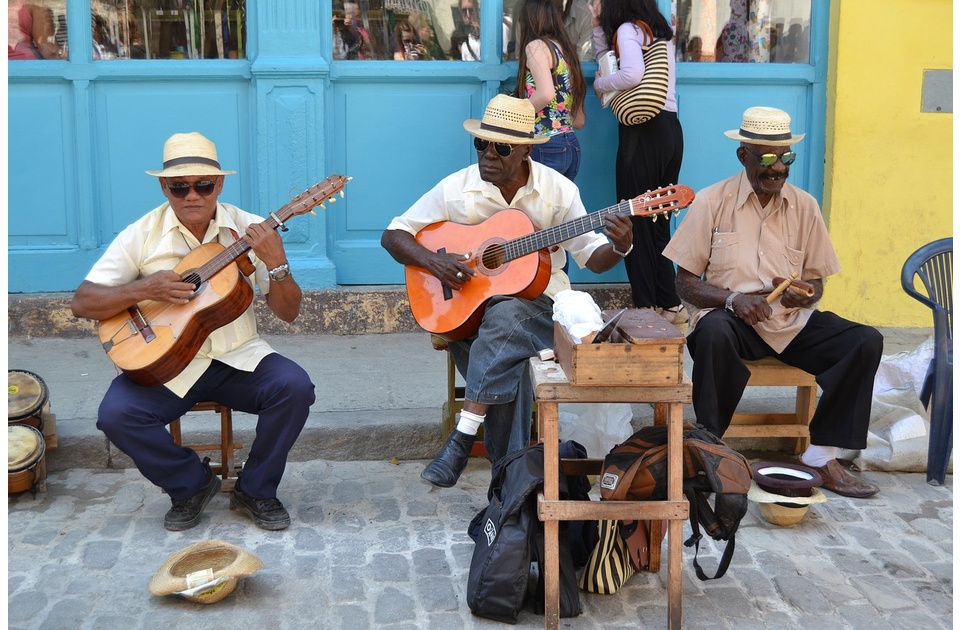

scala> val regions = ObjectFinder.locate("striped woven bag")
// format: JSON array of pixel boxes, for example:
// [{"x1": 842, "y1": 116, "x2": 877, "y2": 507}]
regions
[
  {"x1": 609, "y1": 20, "x2": 669, "y2": 126},
  {"x1": 577, "y1": 519, "x2": 635, "y2": 594}
]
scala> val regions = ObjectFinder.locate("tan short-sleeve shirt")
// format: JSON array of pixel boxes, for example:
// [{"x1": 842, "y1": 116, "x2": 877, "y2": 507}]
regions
[
  {"x1": 86, "y1": 202, "x2": 275, "y2": 396},
  {"x1": 662, "y1": 171, "x2": 841, "y2": 352}
]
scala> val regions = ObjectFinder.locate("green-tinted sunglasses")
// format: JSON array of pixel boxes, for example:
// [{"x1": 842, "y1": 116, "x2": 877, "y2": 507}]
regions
[{"x1": 745, "y1": 147, "x2": 797, "y2": 167}]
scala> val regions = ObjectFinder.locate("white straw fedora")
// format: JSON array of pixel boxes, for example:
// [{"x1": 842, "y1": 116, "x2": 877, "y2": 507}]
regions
[
  {"x1": 146, "y1": 132, "x2": 237, "y2": 177},
  {"x1": 463, "y1": 94, "x2": 549, "y2": 145},
  {"x1": 724, "y1": 106, "x2": 805, "y2": 146},
  {"x1": 149, "y1": 539, "x2": 263, "y2": 604}
]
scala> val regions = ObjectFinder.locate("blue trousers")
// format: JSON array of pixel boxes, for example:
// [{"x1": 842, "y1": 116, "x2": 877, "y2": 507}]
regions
[
  {"x1": 448, "y1": 295, "x2": 555, "y2": 465},
  {"x1": 530, "y1": 131, "x2": 581, "y2": 182},
  {"x1": 687, "y1": 309, "x2": 883, "y2": 449},
  {"x1": 97, "y1": 354, "x2": 315, "y2": 500}
]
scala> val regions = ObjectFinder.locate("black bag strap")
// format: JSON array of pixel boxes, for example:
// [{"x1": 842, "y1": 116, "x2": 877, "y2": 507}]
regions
[{"x1": 683, "y1": 487, "x2": 736, "y2": 580}]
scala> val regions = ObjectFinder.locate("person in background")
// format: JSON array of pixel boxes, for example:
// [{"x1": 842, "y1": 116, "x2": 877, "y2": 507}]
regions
[
  {"x1": 591, "y1": 0, "x2": 686, "y2": 327},
  {"x1": 8, "y1": 0, "x2": 64, "y2": 59},
  {"x1": 71, "y1": 132, "x2": 316, "y2": 530},
  {"x1": 662, "y1": 106, "x2": 882, "y2": 499},
  {"x1": 408, "y1": 11, "x2": 445, "y2": 60},
  {"x1": 381, "y1": 95, "x2": 633, "y2": 488},
  {"x1": 560, "y1": 0, "x2": 594, "y2": 60},
  {"x1": 515, "y1": 0, "x2": 586, "y2": 181},
  {"x1": 393, "y1": 18, "x2": 427, "y2": 60},
  {"x1": 334, "y1": 1, "x2": 373, "y2": 60}
]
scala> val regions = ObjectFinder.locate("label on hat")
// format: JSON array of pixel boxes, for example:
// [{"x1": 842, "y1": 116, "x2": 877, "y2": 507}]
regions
[{"x1": 185, "y1": 568, "x2": 215, "y2": 589}]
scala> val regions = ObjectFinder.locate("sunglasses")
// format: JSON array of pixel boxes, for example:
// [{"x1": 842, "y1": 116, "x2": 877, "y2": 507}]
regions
[
  {"x1": 745, "y1": 148, "x2": 797, "y2": 167},
  {"x1": 166, "y1": 180, "x2": 217, "y2": 199},
  {"x1": 474, "y1": 137, "x2": 515, "y2": 157},
  {"x1": 460, "y1": 6, "x2": 476, "y2": 14}
]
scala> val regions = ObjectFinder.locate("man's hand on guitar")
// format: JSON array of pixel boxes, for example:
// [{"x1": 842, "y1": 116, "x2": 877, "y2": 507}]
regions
[
  {"x1": 603, "y1": 214, "x2": 634, "y2": 254},
  {"x1": 429, "y1": 250, "x2": 474, "y2": 289},
  {"x1": 244, "y1": 222, "x2": 288, "y2": 270},
  {"x1": 141, "y1": 270, "x2": 198, "y2": 305}
]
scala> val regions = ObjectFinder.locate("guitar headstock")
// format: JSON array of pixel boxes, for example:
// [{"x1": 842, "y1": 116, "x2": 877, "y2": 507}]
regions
[
  {"x1": 287, "y1": 174, "x2": 352, "y2": 217},
  {"x1": 627, "y1": 184, "x2": 695, "y2": 221}
]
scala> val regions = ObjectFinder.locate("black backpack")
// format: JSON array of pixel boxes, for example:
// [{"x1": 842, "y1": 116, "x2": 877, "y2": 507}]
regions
[
  {"x1": 466, "y1": 442, "x2": 591, "y2": 623},
  {"x1": 599, "y1": 423, "x2": 753, "y2": 580}
]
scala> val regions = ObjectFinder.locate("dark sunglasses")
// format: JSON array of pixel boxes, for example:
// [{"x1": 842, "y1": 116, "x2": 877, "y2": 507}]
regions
[
  {"x1": 745, "y1": 148, "x2": 797, "y2": 167},
  {"x1": 167, "y1": 180, "x2": 217, "y2": 198},
  {"x1": 474, "y1": 137, "x2": 514, "y2": 157},
  {"x1": 460, "y1": 6, "x2": 476, "y2": 14}
]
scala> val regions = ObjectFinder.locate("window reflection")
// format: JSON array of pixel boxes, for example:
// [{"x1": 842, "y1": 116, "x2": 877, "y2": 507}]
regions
[
  {"x1": 676, "y1": 0, "x2": 810, "y2": 63},
  {"x1": 8, "y1": 0, "x2": 67, "y2": 59},
  {"x1": 89, "y1": 0, "x2": 246, "y2": 60}
]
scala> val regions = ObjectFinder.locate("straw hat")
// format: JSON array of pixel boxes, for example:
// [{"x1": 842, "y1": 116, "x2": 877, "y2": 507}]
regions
[
  {"x1": 149, "y1": 539, "x2": 263, "y2": 604},
  {"x1": 724, "y1": 106, "x2": 805, "y2": 146},
  {"x1": 146, "y1": 132, "x2": 237, "y2": 178},
  {"x1": 463, "y1": 94, "x2": 549, "y2": 145},
  {"x1": 747, "y1": 461, "x2": 825, "y2": 527}
]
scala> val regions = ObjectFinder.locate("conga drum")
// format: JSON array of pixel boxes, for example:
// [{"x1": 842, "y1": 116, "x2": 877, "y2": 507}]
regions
[
  {"x1": 8, "y1": 370, "x2": 48, "y2": 430},
  {"x1": 9, "y1": 425, "x2": 46, "y2": 494}
]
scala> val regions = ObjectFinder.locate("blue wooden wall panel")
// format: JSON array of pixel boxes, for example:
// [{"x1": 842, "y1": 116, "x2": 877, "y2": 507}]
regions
[{"x1": 9, "y1": 87, "x2": 73, "y2": 246}]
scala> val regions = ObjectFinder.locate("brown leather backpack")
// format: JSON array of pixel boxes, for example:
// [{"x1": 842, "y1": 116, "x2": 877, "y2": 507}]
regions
[{"x1": 599, "y1": 423, "x2": 753, "y2": 580}]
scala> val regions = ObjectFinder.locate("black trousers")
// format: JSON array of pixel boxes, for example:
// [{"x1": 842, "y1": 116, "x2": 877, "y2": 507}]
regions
[
  {"x1": 615, "y1": 110, "x2": 684, "y2": 309},
  {"x1": 687, "y1": 309, "x2": 883, "y2": 449}
]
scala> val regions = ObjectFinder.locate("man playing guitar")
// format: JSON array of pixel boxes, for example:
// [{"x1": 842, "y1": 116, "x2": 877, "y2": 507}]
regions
[
  {"x1": 71, "y1": 132, "x2": 316, "y2": 531},
  {"x1": 381, "y1": 95, "x2": 634, "y2": 488}
]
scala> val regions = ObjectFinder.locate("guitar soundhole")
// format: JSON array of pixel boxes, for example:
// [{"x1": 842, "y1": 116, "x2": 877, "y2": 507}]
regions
[
  {"x1": 479, "y1": 243, "x2": 507, "y2": 272},
  {"x1": 181, "y1": 272, "x2": 202, "y2": 291}
]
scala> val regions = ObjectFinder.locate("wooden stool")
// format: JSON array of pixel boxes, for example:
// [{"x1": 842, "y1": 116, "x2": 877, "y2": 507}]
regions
[
  {"x1": 724, "y1": 357, "x2": 817, "y2": 453},
  {"x1": 168, "y1": 401, "x2": 242, "y2": 492},
  {"x1": 431, "y1": 335, "x2": 538, "y2": 457}
]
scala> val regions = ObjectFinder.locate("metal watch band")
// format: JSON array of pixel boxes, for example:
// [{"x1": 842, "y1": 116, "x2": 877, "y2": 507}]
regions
[{"x1": 725, "y1": 291, "x2": 741, "y2": 313}]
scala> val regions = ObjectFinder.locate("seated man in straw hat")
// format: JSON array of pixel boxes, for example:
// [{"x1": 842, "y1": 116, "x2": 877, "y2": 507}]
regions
[
  {"x1": 71, "y1": 132, "x2": 315, "y2": 530},
  {"x1": 381, "y1": 94, "x2": 634, "y2": 488},
  {"x1": 662, "y1": 106, "x2": 882, "y2": 498}
]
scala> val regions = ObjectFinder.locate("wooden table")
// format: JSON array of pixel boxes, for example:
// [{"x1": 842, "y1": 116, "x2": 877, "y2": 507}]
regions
[{"x1": 530, "y1": 358, "x2": 691, "y2": 629}]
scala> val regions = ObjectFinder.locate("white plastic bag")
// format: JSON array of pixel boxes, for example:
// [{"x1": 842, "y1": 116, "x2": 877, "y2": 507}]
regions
[{"x1": 558, "y1": 402, "x2": 634, "y2": 459}]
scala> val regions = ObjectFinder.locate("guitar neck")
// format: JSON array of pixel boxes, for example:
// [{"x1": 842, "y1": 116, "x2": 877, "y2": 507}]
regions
[{"x1": 500, "y1": 201, "x2": 633, "y2": 262}]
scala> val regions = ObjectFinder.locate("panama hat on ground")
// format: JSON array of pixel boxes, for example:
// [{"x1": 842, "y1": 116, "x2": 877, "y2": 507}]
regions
[
  {"x1": 748, "y1": 461, "x2": 826, "y2": 527},
  {"x1": 724, "y1": 106, "x2": 805, "y2": 146},
  {"x1": 463, "y1": 94, "x2": 549, "y2": 145},
  {"x1": 149, "y1": 539, "x2": 263, "y2": 604},
  {"x1": 146, "y1": 132, "x2": 237, "y2": 178}
]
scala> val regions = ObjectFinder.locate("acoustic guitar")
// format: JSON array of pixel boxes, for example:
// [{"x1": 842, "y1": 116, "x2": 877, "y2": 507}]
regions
[
  {"x1": 98, "y1": 174, "x2": 350, "y2": 387},
  {"x1": 405, "y1": 184, "x2": 695, "y2": 341}
]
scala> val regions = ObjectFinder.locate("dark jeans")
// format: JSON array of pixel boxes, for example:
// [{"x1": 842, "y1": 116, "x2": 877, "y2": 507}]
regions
[
  {"x1": 97, "y1": 354, "x2": 315, "y2": 500},
  {"x1": 687, "y1": 309, "x2": 883, "y2": 449},
  {"x1": 530, "y1": 131, "x2": 581, "y2": 182}
]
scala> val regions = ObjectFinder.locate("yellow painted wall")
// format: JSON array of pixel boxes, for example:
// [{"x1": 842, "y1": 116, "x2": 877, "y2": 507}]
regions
[{"x1": 823, "y1": 0, "x2": 952, "y2": 327}]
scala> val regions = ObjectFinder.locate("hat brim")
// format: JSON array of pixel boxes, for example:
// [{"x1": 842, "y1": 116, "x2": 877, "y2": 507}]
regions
[
  {"x1": 146, "y1": 164, "x2": 236, "y2": 178},
  {"x1": 747, "y1": 481, "x2": 827, "y2": 505},
  {"x1": 724, "y1": 129, "x2": 805, "y2": 146},
  {"x1": 149, "y1": 539, "x2": 263, "y2": 602},
  {"x1": 463, "y1": 120, "x2": 549, "y2": 145}
]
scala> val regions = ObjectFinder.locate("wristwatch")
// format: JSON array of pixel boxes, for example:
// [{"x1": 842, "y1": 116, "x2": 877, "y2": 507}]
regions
[
  {"x1": 612, "y1": 243, "x2": 634, "y2": 258},
  {"x1": 725, "y1": 291, "x2": 741, "y2": 314},
  {"x1": 268, "y1": 263, "x2": 291, "y2": 282}
]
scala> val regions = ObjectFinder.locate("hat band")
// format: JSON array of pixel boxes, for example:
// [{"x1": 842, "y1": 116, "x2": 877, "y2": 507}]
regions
[
  {"x1": 162, "y1": 155, "x2": 222, "y2": 170},
  {"x1": 739, "y1": 128, "x2": 793, "y2": 142},
  {"x1": 479, "y1": 121, "x2": 534, "y2": 139}
]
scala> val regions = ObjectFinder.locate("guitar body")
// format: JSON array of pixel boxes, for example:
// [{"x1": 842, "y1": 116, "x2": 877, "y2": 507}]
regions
[
  {"x1": 97, "y1": 242, "x2": 254, "y2": 387},
  {"x1": 407, "y1": 209, "x2": 552, "y2": 341}
]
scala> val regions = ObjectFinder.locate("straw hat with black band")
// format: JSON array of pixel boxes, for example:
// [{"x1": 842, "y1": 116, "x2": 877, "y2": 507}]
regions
[
  {"x1": 724, "y1": 106, "x2": 805, "y2": 147},
  {"x1": 463, "y1": 94, "x2": 549, "y2": 145},
  {"x1": 146, "y1": 132, "x2": 236, "y2": 178}
]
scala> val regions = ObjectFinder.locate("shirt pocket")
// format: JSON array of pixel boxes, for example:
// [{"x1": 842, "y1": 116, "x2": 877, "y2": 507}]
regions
[
  {"x1": 779, "y1": 245, "x2": 804, "y2": 277},
  {"x1": 709, "y1": 232, "x2": 740, "y2": 273}
]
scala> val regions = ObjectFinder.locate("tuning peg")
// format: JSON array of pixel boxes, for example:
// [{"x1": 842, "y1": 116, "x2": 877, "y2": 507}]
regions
[
  {"x1": 651, "y1": 215, "x2": 658, "y2": 222},
  {"x1": 319, "y1": 203, "x2": 327, "y2": 211},
  {"x1": 339, "y1": 190, "x2": 345, "y2": 198},
  {"x1": 328, "y1": 197, "x2": 337, "y2": 203},
  {"x1": 310, "y1": 209, "x2": 317, "y2": 216}
]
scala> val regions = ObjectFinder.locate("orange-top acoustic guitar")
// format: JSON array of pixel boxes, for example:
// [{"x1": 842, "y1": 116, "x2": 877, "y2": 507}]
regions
[
  {"x1": 97, "y1": 174, "x2": 350, "y2": 387},
  {"x1": 405, "y1": 184, "x2": 695, "y2": 341}
]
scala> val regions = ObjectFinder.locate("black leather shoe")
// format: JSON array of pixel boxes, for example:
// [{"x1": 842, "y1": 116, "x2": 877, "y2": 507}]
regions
[
  {"x1": 164, "y1": 458, "x2": 221, "y2": 531},
  {"x1": 232, "y1": 479, "x2": 291, "y2": 530},
  {"x1": 421, "y1": 430, "x2": 476, "y2": 488}
]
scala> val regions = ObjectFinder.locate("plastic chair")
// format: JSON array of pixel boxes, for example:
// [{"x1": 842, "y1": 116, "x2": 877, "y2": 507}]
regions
[{"x1": 900, "y1": 237, "x2": 953, "y2": 485}]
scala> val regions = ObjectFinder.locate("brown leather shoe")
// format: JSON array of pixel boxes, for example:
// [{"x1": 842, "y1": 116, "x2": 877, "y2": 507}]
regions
[{"x1": 812, "y1": 459, "x2": 879, "y2": 498}]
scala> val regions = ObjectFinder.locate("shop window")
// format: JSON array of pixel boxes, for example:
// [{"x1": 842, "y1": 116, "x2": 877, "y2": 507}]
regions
[
  {"x1": 676, "y1": 0, "x2": 811, "y2": 63},
  {"x1": 90, "y1": 0, "x2": 246, "y2": 60},
  {"x1": 8, "y1": 0, "x2": 67, "y2": 60}
]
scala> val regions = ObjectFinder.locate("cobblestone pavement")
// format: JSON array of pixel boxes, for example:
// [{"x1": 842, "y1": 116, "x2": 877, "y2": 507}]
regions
[{"x1": 8, "y1": 457, "x2": 952, "y2": 629}]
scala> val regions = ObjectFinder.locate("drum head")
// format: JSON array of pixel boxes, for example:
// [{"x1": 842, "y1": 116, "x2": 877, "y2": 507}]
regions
[
  {"x1": 9, "y1": 370, "x2": 49, "y2": 423},
  {"x1": 9, "y1": 425, "x2": 44, "y2": 472}
]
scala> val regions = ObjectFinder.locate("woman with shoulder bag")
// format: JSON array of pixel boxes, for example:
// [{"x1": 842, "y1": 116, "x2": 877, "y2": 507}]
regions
[
  {"x1": 591, "y1": 0, "x2": 686, "y2": 327},
  {"x1": 514, "y1": 0, "x2": 587, "y2": 181}
]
